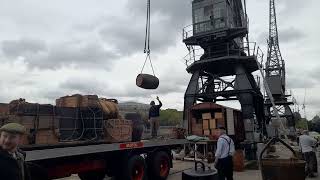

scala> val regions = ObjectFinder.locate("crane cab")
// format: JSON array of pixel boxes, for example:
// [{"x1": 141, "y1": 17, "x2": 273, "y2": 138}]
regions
[{"x1": 192, "y1": 0, "x2": 247, "y2": 36}]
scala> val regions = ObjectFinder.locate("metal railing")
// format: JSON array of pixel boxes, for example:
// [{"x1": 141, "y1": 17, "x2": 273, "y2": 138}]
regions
[
  {"x1": 183, "y1": 42, "x2": 264, "y2": 67},
  {"x1": 182, "y1": 15, "x2": 248, "y2": 41}
]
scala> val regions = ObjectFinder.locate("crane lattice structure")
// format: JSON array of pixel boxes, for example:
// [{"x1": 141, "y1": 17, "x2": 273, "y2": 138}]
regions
[
  {"x1": 182, "y1": 0, "x2": 267, "y2": 141},
  {"x1": 264, "y1": 0, "x2": 294, "y2": 135}
]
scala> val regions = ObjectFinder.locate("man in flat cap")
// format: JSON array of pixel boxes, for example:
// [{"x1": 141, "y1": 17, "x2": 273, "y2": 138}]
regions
[
  {"x1": 214, "y1": 127, "x2": 235, "y2": 180},
  {"x1": 0, "y1": 123, "x2": 30, "y2": 180}
]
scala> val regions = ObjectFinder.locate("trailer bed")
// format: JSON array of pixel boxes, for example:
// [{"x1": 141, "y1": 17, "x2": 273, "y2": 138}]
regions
[{"x1": 25, "y1": 139, "x2": 188, "y2": 161}]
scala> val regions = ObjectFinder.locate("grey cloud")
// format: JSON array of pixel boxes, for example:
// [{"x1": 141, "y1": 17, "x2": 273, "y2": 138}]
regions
[
  {"x1": 98, "y1": 0, "x2": 192, "y2": 57},
  {"x1": 256, "y1": 31, "x2": 268, "y2": 45},
  {"x1": 1, "y1": 38, "x2": 47, "y2": 57},
  {"x1": 59, "y1": 78, "x2": 107, "y2": 95},
  {"x1": 41, "y1": 89, "x2": 66, "y2": 101},
  {"x1": 126, "y1": 0, "x2": 192, "y2": 23},
  {"x1": 99, "y1": 17, "x2": 145, "y2": 56},
  {"x1": 286, "y1": 65, "x2": 320, "y2": 89},
  {"x1": 58, "y1": 77, "x2": 150, "y2": 99},
  {"x1": 279, "y1": 27, "x2": 306, "y2": 43},
  {"x1": 286, "y1": 74, "x2": 315, "y2": 89},
  {"x1": 1, "y1": 39, "x2": 119, "y2": 70},
  {"x1": 57, "y1": 68, "x2": 190, "y2": 100},
  {"x1": 256, "y1": 27, "x2": 305, "y2": 45},
  {"x1": 154, "y1": 69, "x2": 189, "y2": 95},
  {"x1": 280, "y1": 0, "x2": 308, "y2": 15}
]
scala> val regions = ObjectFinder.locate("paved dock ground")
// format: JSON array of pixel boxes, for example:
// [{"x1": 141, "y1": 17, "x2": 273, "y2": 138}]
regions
[{"x1": 59, "y1": 159, "x2": 320, "y2": 180}]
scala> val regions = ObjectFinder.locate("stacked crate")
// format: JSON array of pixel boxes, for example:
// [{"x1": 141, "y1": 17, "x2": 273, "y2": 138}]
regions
[
  {"x1": 202, "y1": 113, "x2": 217, "y2": 136},
  {"x1": 104, "y1": 119, "x2": 132, "y2": 143},
  {"x1": 191, "y1": 118, "x2": 203, "y2": 136},
  {"x1": 0, "y1": 101, "x2": 59, "y2": 145},
  {"x1": 210, "y1": 112, "x2": 224, "y2": 139}
]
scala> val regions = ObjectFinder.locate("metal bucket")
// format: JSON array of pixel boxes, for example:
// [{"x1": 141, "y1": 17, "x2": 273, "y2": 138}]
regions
[
  {"x1": 182, "y1": 161, "x2": 218, "y2": 180},
  {"x1": 136, "y1": 74, "x2": 159, "y2": 89},
  {"x1": 261, "y1": 159, "x2": 305, "y2": 180},
  {"x1": 259, "y1": 137, "x2": 306, "y2": 180}
]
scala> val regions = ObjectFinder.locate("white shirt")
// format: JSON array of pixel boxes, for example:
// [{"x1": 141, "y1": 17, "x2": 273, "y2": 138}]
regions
[
  {"x1": 299, "y1": 134, "x2": 317, "y2": 153},
  {"x1": 215, "y1": 134, "x2": 235, "y2": 159}
]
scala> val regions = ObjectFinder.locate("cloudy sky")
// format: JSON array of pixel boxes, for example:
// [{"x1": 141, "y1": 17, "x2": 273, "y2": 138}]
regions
[{"x1": 0, "y1": 0, "x2": 319, "y2": 119}]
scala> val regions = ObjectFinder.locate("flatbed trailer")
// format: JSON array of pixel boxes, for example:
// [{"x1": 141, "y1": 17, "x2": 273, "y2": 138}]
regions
[{"x1": 22, "y1": 139, "x2": 188, "y2": 180}]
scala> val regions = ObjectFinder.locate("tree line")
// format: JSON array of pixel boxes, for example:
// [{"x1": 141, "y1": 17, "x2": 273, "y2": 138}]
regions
[
  {"x1": 295, "y1": 112, "x2": 320, "y2": 132},
  {"x1": 159, "y1": 109, "x2": 182, "y2": 126}
]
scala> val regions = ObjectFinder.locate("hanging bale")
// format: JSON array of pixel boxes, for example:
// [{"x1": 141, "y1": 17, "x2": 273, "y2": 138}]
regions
[{"x1": 136, "y1": 73, "x2": 159, "y2": 89}]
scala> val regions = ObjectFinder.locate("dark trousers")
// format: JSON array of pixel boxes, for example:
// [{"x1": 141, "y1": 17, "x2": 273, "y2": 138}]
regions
[
  {"x1": 217, "y1": 156, "x2": 233, "y2": 180},
  {"x1": 303, "y1": 151, "x2": 318, "y2": 176},
  {"x1": 150, "y1": 117, "x2": 159, "y2": 138}
]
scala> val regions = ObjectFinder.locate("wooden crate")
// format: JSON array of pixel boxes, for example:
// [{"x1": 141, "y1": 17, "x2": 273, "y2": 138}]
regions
[
  {"x1": 202, "y1": 113, "x2": 211, "y2": 120},
  {"x1": 203, "y1": 119, "x2": 209, "y2": 130},
  {"x1": 0, "y1": 103, "x2": 9, "y2": 115},
  {"x1": 215, "y1": 112, "x2": 223, "y2": 119},
  {"x1": 80, "y1": 95, "x2": 99, "y2": 108},
  {"x1": 38, "y1": 116, "x2": 56, "y2": 130},
  {"x1": 56, "y1": 94, "x2": 82, "y2": 107},
  {"x1": 210, "y1": 119, "x2": 216, "y2": 129},
  {"x1": 35, "y1": 129, "x2": 59, "y2": 145},
  {"x1": 192, "y1": 123, "x2": 203, "y2": 136},
  {"x1": 6, "y1": 115, "x2": 35, "y2": 130},
  {"x1": 104, "y1": 119, "x2": 132, "y2": 143}
]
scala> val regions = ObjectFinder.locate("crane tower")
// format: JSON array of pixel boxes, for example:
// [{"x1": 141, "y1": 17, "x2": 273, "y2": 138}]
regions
[
  {"x1": 182, "y1": 0, "x2": 267, "y2": 141},
  {"x1": 264, "y1": 0, "x2": 294, "y2": 134}
]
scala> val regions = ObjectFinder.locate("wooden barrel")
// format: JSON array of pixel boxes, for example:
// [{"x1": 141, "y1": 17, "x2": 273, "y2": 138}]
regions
[
  {"x1": 99, "y1": 99, "x2": 119, "y2": 119},
  {"x1": 233, "y1": 150, "x2": 245, "y2": 172},
  {"x1": 136, "y1": 74, "x2": 159, "y2": 89}
]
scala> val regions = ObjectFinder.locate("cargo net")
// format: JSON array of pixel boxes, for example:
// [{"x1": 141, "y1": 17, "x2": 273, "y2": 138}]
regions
[
  {"x1": 58, "y1": 106, "x2": 105, "y2": 142},
  {"x1": 56, "y1": 95, "x2": 119, "y2": 142}
]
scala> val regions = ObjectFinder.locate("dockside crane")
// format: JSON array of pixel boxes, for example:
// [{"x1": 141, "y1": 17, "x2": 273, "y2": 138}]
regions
[{"x1": 264, "y1": 0, "x2": 295, "y2": 135}]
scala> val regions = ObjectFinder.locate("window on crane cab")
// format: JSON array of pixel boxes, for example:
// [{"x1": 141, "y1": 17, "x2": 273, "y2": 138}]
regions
[{"x1": 192, "y1": 0, "x2": 246, "y2": 35}]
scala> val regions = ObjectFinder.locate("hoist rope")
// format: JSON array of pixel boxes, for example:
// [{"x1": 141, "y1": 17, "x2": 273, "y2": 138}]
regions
[{"x1": 140, "y1": 0, "x2": 156, "y2": 76}]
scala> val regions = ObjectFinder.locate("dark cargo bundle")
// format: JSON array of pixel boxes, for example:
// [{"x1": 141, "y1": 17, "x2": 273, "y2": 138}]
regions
[
  {"x1": 58, "y1": 106, "x2": 105, "y2": 142},
  {"x1": 9, "y1": 98, "x2": 55, "y2": 116},
  {"x1": 56, "y1": 94, "x2": 119, "y2": 119}
]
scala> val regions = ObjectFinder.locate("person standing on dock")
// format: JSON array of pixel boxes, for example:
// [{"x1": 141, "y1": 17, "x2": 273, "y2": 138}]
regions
[
  {"x1": 0, "y1": 123, "x2": 30, "y2": 180},
  {"x1": 214, "y1": 127, "x2": 235, "y2": 180},
  {"x1": 299, "y1": 130, "x2": 318, "y2": 178},
  {"x1": 149, "y1": 96, "x2": 162, "y2": 138}
]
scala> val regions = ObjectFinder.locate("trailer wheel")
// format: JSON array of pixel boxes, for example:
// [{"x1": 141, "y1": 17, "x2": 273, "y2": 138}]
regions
[
  {"x1": 147, "y1": 151, "x2": 171, "y2": 180},
  {"x1": 116, "y1": 155, "x2": 146, "y2": 180},
  {"x1": 78, "y1": 170, "x2": 106, "y2": 180}
]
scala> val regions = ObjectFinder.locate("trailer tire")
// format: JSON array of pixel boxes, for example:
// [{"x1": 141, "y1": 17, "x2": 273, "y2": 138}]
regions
[
  {"x1": 147, "y1": 151, "x2": 170, "y2": 180},
  {"x1": 116, "y1": 155, "x2": 146, "y2": 180},
  {"x1": 78, "y1": 170, "x2": 106, "y2": 180}
]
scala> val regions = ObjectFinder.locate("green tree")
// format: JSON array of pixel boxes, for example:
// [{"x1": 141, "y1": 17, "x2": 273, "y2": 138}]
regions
[
  {"x1": 159, "y1": 109, "x2": 183, "y2": 126},
  {"x1": 296, "y1": 118, "x2": 309, "y2": 130}
]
